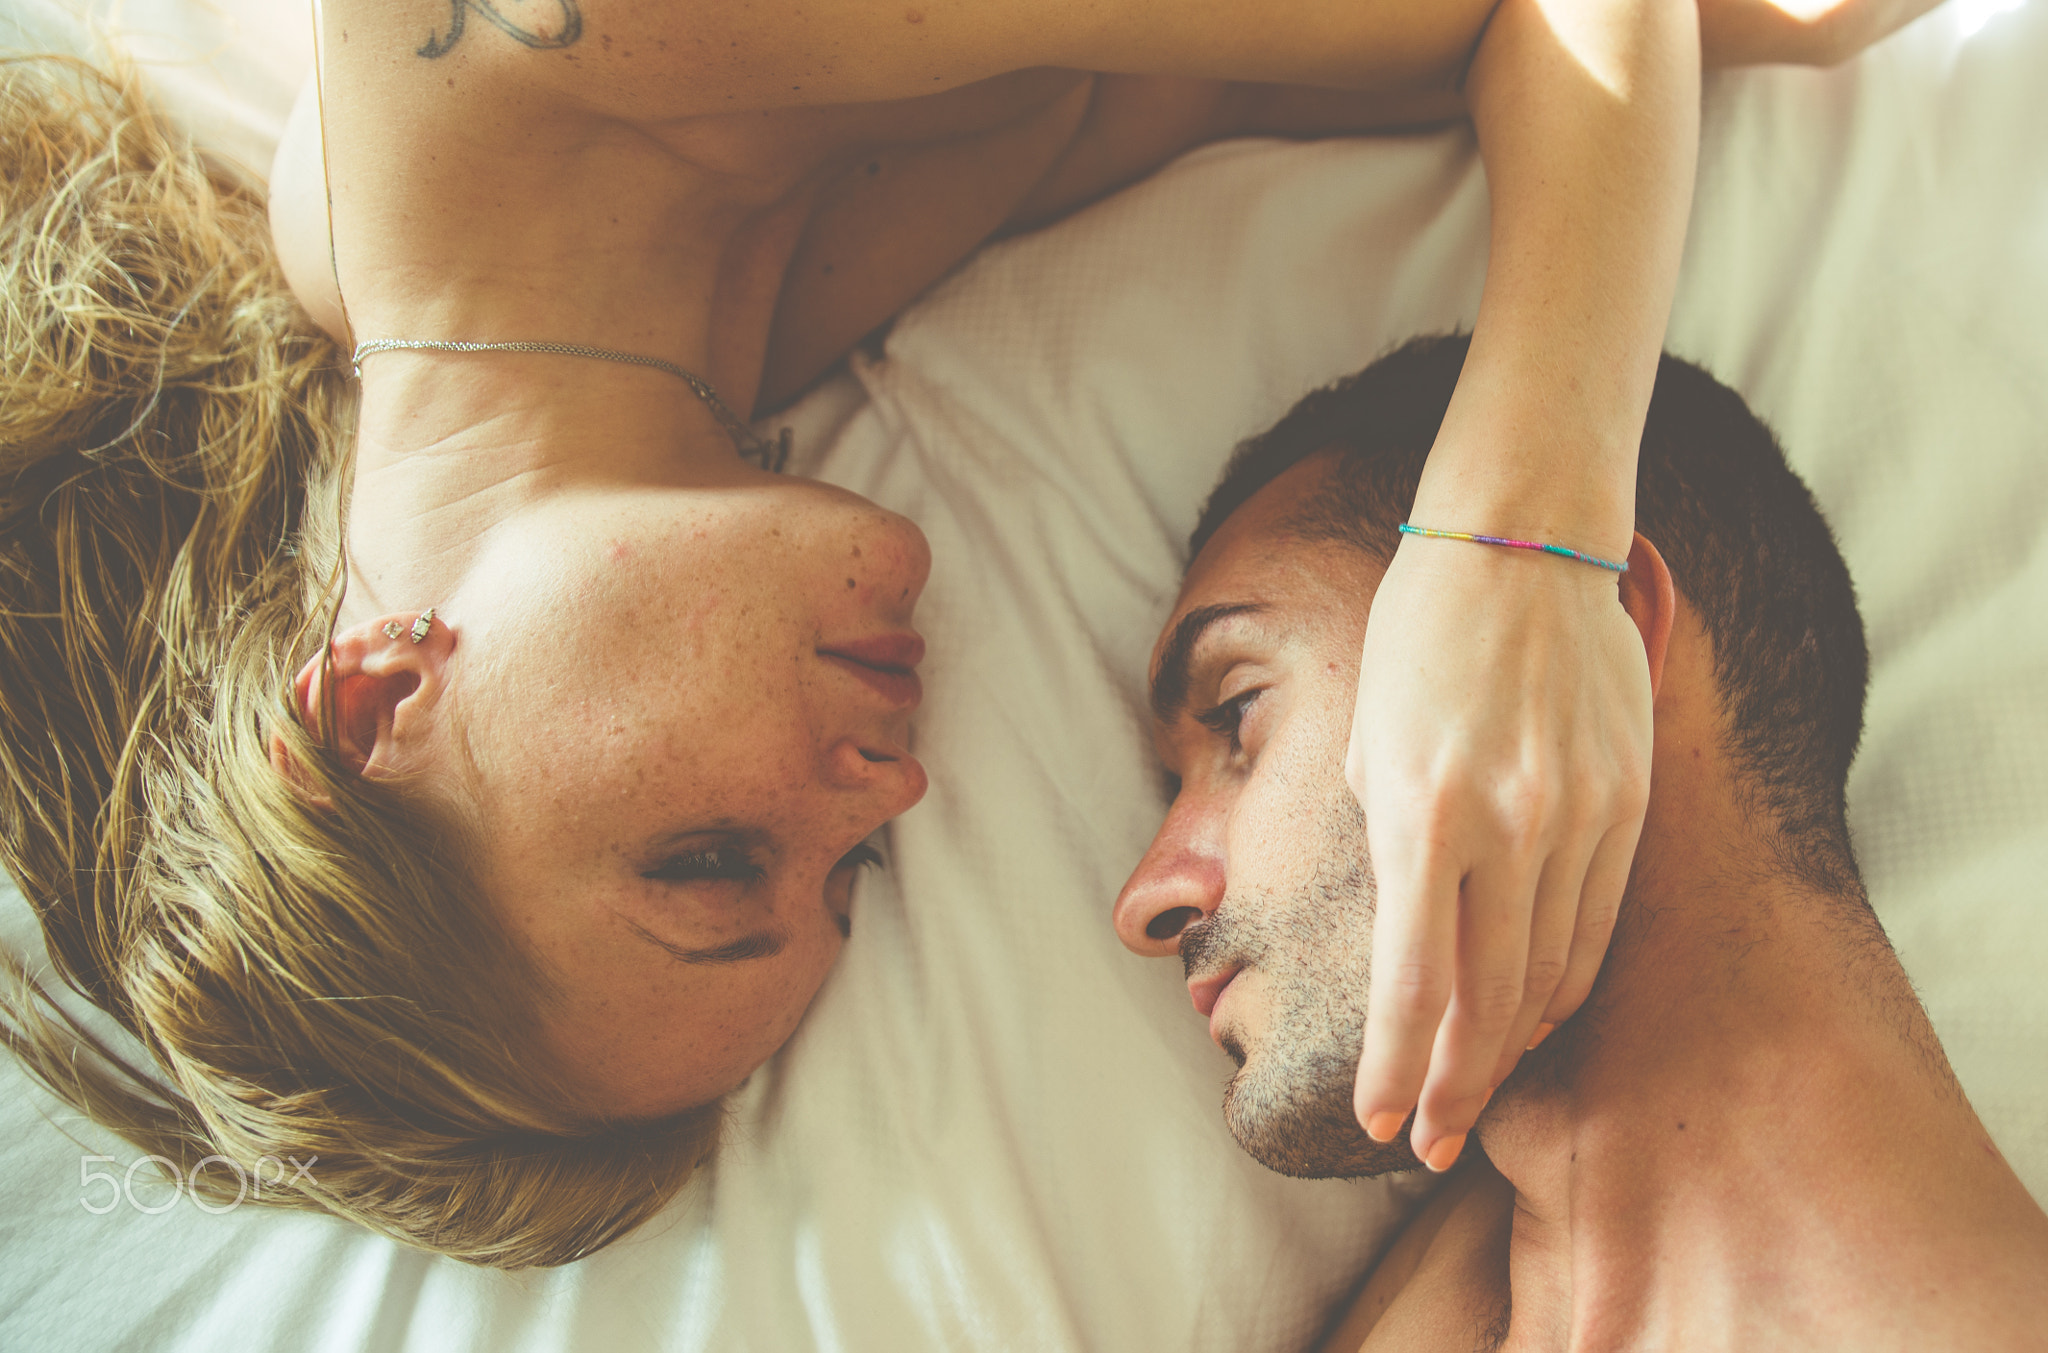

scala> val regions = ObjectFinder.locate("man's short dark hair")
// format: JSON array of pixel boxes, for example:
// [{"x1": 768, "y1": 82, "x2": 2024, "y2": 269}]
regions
[{"x1": 1190, "y1": 335, "x2": 1870, "y2": 898}]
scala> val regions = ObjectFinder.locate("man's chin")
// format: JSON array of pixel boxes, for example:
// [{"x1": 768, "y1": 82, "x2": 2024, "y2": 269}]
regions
[{"x1": 1221, "y1": 1063, "x2": 1421, "y2": 1180}]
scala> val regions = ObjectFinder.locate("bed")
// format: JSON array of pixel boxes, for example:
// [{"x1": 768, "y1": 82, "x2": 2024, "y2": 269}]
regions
[{"x1": 2, "y1": 1, "x2": 2043, "y2": 1348}]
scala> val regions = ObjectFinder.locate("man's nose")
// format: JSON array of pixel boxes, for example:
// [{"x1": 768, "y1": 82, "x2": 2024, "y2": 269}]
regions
[{"x1": 1113, "y1": 797, "x2": 1225, "y2": 957}]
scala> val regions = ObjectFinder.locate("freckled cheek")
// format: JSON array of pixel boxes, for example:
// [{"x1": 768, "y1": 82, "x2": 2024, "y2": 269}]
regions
[
  {"x1": 780, "y1": 930, "x2": 847, "y2": 1022},
  {"x1": 699, "y1": 958, "x2": 832, "y2": 1071},
  {"x1": 631, "y1": 739, "x2": 819, "y2": 837}
]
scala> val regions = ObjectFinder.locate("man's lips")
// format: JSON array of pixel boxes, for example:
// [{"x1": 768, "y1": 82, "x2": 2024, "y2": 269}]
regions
[
  {"x1": 1189, "y1": 966, "x2": 1242, "y2": 1020},
  {"x1": 1190, "y1": 967, "x2": 1243, "y2": 1049},
  {"x1": 819, "y1": 633, "x2": 925, "y2": 708}
]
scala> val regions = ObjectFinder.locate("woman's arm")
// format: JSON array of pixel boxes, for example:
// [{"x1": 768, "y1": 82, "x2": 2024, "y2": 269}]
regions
[
  {"x1": 402, "y1": 0, "x2": 1939, "y2": 115},
  {"x1": 1345, "y1": 0, "x2": 1697, "y2": 1169},
  {"x1": 499, "y1": 0, "x2": 1506, "y2": 118}
]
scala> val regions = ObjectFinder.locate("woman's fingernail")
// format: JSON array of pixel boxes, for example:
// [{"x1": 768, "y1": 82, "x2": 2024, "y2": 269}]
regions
[
  {"x1": 1424, "y1": 1132, "x2": 1467, "y2": 1173},
  {"x1": 1365, "y1": 1111, "x2": 1405, "y2": 1143},
  {"x1": 1527, "y1": 1022, "x2": 1556, "y2": 1051}
]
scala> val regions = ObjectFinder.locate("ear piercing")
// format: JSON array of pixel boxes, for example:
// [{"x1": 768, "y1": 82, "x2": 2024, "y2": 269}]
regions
[{"x1": 382, "y1": 608, "x2": 437, "y2": 643}]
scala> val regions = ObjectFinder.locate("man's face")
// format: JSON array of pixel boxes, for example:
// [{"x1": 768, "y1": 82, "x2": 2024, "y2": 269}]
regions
[{"x1": 1115, "y1": 454, "x2": 1417, "y2": 1177}]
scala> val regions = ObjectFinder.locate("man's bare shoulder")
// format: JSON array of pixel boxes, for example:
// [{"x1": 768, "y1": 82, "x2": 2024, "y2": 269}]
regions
[{"x1": 1320, "y1": 1158, "x2": 1513, "y2": 1353}]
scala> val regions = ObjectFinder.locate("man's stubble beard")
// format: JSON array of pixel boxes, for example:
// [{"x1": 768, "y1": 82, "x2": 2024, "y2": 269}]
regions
[{"x1": 1179, "y1": 790, "x2": 1421, "y2": 1179}]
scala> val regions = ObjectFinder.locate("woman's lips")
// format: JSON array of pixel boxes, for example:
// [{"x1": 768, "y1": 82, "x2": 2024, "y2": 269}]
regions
[
  {"x1": 825, "y1": 632, "x2": 925, "y2": 670},
  {"x1": 819, "y1": 633, "x2": 925, "y2": 708}
]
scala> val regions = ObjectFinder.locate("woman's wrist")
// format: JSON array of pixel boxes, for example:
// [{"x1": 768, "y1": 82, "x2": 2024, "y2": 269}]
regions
[
  {"x1": 1407, "y1": 439, "x2": 1637, "y2": 560},
  {"x1": 1405, "y1": 334, "x2": 1654, "y2": 560}
]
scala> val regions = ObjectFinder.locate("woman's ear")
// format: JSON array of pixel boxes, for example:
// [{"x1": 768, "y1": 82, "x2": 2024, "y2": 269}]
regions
[
  {"x1": 270, "y1": 610, "x2": 455, "y2": 783},
  {"x1": 1618, "y1": 533, "x2": 1676, "y2": 702}
]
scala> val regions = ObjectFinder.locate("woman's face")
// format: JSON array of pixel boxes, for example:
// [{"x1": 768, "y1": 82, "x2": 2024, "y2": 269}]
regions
[{"x1": 448, "y1": 474, "x2": 931, "y2": 1117}]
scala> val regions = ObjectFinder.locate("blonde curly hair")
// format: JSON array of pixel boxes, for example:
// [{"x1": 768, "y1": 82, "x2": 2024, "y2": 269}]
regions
[{"x1": 0, "y1": 55, "x2": 717, "y2": 1268}]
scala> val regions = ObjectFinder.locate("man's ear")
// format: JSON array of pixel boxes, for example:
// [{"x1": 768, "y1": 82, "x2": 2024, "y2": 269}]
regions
[
  {"x1": 269, "y1": 611, "x2": 454, "y2": 784},
  {"x1": 1618, "y1": 533, "x2": 1675, "y2": 701}
]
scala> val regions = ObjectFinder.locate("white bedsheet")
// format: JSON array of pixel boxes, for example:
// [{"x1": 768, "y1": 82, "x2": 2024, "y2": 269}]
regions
[{"x1": 2, "y1": 3, "x2": 2043, "y2": 1349}]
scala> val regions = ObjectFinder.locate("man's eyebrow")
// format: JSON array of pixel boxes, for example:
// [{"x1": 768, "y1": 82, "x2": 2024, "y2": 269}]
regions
[
  {"x1": 626, "y1": 921, "x2": 785, "y2": 966},
  {"x1": 1150, "y1": 602, "x2": 1269, "y2": 724}
]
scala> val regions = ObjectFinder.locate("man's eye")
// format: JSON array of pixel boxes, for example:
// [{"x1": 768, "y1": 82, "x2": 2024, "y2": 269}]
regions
[
  {"x1": 1195, "y1": 689, "x2": 1263, "y2": 755},
  {"x1": 644, "y1": 847, "x2": 764, "y2": 884}
]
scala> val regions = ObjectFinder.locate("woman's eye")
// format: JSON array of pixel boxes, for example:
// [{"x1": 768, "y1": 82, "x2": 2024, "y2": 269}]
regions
[
  {"x1": 643, "y1": 846, "x2": 764, "y2": 884},
  {"x1": 1196, "y1": 689, "x2": 1264, "y2": 756},
  {"x1": 834, "y1": 841, "x2": 885, "y2": 875}
]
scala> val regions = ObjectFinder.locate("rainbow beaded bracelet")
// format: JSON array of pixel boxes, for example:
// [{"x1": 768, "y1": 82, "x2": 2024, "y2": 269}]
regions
[{"x1": 1398, "y1": 523, "x2": 1629, "y2": 574}]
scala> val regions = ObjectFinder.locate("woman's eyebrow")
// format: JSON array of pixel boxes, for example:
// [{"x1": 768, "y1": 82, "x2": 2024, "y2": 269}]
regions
[
  {"x1": 1150, "y1": 602, "x2": 1269, "y2": 724},
  {"x1": 626, "y1": 921, "x2": 786, "y2": 966}
]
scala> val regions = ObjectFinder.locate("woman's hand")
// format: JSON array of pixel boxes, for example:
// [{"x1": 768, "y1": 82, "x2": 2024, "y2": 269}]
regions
[
  {"x1": 1698, "y1": 0, "x2": 1950, "y2": 67},
  {"x1": 1345, "y1": 536, "x2": 1653, "y2": 1171}
]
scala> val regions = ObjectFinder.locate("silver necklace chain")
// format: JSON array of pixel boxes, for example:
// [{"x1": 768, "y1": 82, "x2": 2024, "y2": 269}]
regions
[{"x1": 350, "y1": 338, "x2": 790, "y2": 472}]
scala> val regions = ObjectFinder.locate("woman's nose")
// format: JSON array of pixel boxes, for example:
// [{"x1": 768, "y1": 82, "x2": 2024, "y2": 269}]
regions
[
  {"x1": 823, "y1": 737, "x2": 929, "y2": 822},
  {"x1": 1113, "y1": 797, "x2": 1225, "y2": 957}
]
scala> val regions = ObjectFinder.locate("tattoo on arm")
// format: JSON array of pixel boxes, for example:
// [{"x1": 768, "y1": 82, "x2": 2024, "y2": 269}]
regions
[{"x1": 417, "y1": 0, "x2": 583, "y2": 59}]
